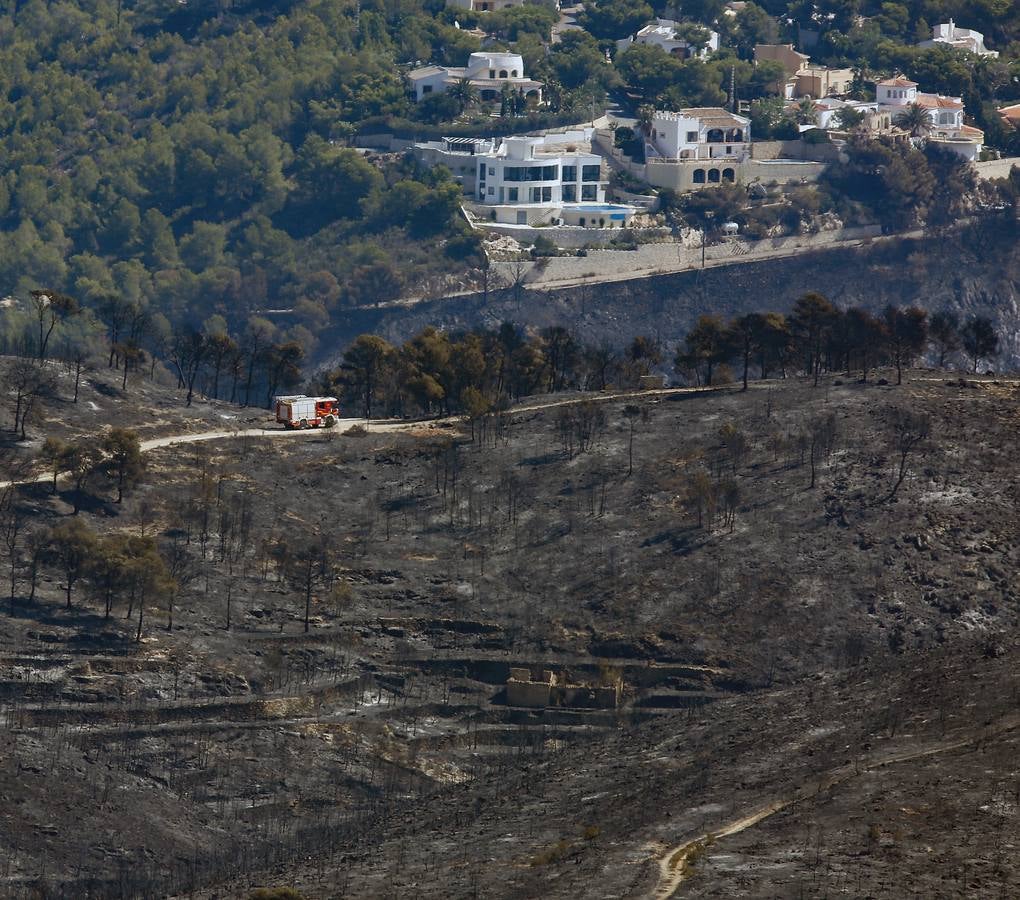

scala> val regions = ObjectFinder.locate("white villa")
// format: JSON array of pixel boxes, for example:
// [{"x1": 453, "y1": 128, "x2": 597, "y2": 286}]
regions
[
  {"x1": 918, "y1": 20, "x2": 997, "y2": 57},
  {"x1": 446, "y1": 0, "x2": 557, "y2": 9},
  {"x1": 806, "y1": 97, "x2": 880, "y2": 129},
  {"x1": 616, "y1": 19, "x2": 720, "y2": 60},
  {"x1": 408, "y1": 52, "x2": 543, "y2": 104},
  {"x1": 471, "y1": 135, "x2": 637, "y2": 226},
  {"x1": 876, "y1": 77, "x2": 983, "y2": 161},
  {"x1": 648, "y1": 108, "x2": 750, "y2": 163}
]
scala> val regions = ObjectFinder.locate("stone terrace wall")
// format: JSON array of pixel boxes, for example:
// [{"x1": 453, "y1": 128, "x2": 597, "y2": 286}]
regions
[{"x1": 492, "y1": 224, "x2": 883, "y2": 287}]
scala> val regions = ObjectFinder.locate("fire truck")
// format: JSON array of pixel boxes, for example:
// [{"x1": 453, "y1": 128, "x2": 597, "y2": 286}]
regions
[{"x1": 274, "y1": 396, "x2": 341, "y2": 429}]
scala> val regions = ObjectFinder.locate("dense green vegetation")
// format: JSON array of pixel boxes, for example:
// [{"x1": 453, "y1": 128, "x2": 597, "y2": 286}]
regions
[
  {"x1": 324, "y1": 301, "x2": 999, "y2": 422},
  {"x1": 0, "y1": 0, "x2": 480, "y2": 350},
  {"x1": 0, "y1": 0, "x2": 1017, "y2": 359}
]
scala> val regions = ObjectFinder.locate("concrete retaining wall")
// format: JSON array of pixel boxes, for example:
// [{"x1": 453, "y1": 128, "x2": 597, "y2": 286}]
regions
[
  {"x1": 479, "y1": 222, "x2": 670, "y2": 248},
  {"x1": 492, "y1": 224, "x2": 882, "y2": 286},
  {"x1": 975, "y1": 157, "x2": 1020, "y2": 180}
]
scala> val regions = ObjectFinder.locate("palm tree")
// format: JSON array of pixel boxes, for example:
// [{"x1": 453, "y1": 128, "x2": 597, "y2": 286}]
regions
[
  {"x1": 894, "y1": 102, "x2": 931, "y2": 137},
  {"x1": 448, "y1": 77, "x2": 478, "y2": 115},
  {"x1": 793, "y1": 97, "x2": 817, "y2": 126}
]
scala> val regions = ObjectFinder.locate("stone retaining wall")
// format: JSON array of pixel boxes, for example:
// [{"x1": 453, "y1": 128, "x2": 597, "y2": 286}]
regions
[{"x1": 492, "y1": 224, "x2": 882, "y2": 286}]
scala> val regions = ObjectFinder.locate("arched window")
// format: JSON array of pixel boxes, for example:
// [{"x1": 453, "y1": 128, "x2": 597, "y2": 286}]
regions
[
  {"x1": 722, "y1": 168, "x2": 735, "y2": 182},
  {"x1": 708, "y1": 168, "x2": 720, "y2": 183},
  {"x1": 693, "y1": 169, "x2": 706, "y2": 183},
  {"x1": 707, "y1": 128, "x2": 724, "y2": 143},
  {"x1": 511, "y1": 69, "x2": 518, "y2": 77},
  {"x1": 499, "y1": 70, "x2": 508, "y2": 78}
]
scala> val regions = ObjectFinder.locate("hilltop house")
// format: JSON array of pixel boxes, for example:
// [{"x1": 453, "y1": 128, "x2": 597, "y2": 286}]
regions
[
  {"x1": 408, "y1": 52, "x2": 542, "y2": 104},
  {"x1": 647, "y1": 108, "x2": 751, "y2": 164},
  {"x1": 446, "y1": 0, "x2": 559, "y2": 10},
  {"x1": 754, "y1": 44, "x2": 853, "y2": 99},
  {"x1": 876, "y1": 77, "x2": 983, "y2": 161},
  {"x1": 470, "y1": 134, "x2": 639, "y2": 226},
  {"x1": 616, "y1": 18, "x2": 720, "y2": 60},
  {"x1": 918, "y1": 20, "x2": 997, "y2": 57}
]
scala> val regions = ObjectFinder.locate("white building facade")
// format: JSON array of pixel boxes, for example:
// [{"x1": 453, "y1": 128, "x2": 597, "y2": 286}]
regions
[
  {"x1": 648, "y1": 108, "x2": 751, "y2": 162},
  {"x1": 876, "y1": 77, "x2": 983, "y2": 161},
  {"x1": 919, "y1": 20, "x2": 997, "y2": 56},
  {"x1": 475, "y1": 136, "x2": 605, "y2": 206},
  {"x1": 408, "y1": 52, "x2": 542, "y2": 103},
  {"x1": 616, "y1": 19, "x2": 720, "y2": 60}
]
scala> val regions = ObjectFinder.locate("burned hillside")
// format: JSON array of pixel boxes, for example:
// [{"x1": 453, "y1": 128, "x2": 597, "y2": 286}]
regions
[{"x1": 1, "y1": 371, "x2": 1020, "y2": 896}]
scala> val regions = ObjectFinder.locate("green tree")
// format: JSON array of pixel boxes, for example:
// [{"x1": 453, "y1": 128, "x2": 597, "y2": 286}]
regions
[
  {"x1": 46, "y1": 519, "x2": 99, "y2": 608},
  {"x1": 928, "y1": 310, "x2": 960, "y2": 368},
  {"x1": 883, "y1": 305, "x2": 928, "y2": 385},
  {"x1": 960, "y1": 315, "x2": 999, "y2": 373},
  {"x1": 103, "y1": 428, "x2": 145, "y2": 503},
  {"x1": 336, "y1": 335, "x2": 397, "y2": 419}
]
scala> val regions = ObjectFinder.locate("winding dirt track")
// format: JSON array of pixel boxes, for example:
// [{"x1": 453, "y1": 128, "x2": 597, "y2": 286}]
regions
[
  {"x1": 0, "y1": 384, "x2": 723, "y2": 492},
  {"x1": 650, "y1": 711, "x2": 1020, "y2": 899}
]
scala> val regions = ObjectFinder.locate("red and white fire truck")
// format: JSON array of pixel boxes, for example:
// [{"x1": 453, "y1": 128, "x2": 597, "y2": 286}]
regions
[{"x1": 274, "y1": 395, "x2": 341, "y2": 429}]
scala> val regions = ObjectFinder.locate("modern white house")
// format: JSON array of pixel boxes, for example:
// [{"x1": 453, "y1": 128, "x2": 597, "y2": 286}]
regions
[
  {"x1": 876, "y1": 77, "x2": 983, "y2": 161},
  {"x1": 647, "y1": 108, "x2": 751, "y2": 162},
  {"x1": 474, "y1": 136, "x2": 603, "y2": 220},
  {"x1": 918, "y1": 20, "x2": 997, "y2": 57},
  {"x1": 408, "y1": 52, "x2": 543, "y2": 104},
  {"x1": 437, "y1": 132, "x2": 639, "y2": 227},
  {"x1": 616, "y1": 19, "x2": 720, "y2": 60}
]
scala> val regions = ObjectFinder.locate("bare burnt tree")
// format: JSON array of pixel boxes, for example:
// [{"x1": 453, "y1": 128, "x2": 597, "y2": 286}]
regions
[{"x1": 887, "y1": 408, "x2": 932, "y2": 501}]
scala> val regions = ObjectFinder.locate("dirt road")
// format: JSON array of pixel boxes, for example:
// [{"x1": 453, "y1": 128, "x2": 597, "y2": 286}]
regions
[
  {"x1": 0, "y1": 385, "x2": 726, "y2": 492},
  {"x1": 649, "y1": 711, "x2": 1020, "y2": 899}
]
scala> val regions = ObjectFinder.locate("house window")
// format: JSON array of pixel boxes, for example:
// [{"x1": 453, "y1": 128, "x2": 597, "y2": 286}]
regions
[
  {"x1": 562, "y1": 165, "x2": 577, "y2": 181},
  {"x1": 422, "y1": 85, "x2": 433, "y2": 95},
  {"x1": 490, "y1": 70, "x2": 496, "y2": 78},
  {"x1": 581, "y1": 184, "x2": 597, "y2": 200},
  {"x1": 708, "y1": 168, "x2": 720, "y2": 182},
  {"x1": 687, "y1": 131, "x2": 698, "y2": 141},
  {"x1": 511, "y1": 70, "x2": 518, "y2": 77},
  {"x1": 499, "y1": 70, "x2": 508, "y2": 78},
  {"x1": 542, "y1": 186, "x2": 552, "y2": 202},
  {"x1": 508, "y1": 187, "x2": 518, "y2": 201},
  {"x1": 562, "y1": 184, "x2": 576, "y2": 201},
  {"x1": 693, "y1": 169, "x2": 706, "y2": 183},
  {"x1": 581, "y1": 165, "x2": 600, "y2": 182},
  {"x1": 579, "y1": 217, "x2": 585, "y2": 226},
  {"x1": 488, "y1": 186, "x2": 494, "y2": 195},
  {"x1": 489, "y1": 167, "x2": 495, "y2": 176}
]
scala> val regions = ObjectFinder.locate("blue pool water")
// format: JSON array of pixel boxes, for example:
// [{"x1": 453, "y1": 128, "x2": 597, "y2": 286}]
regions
[{"x1": 563, "y1": 203, "x2": 632, "y2": 212}]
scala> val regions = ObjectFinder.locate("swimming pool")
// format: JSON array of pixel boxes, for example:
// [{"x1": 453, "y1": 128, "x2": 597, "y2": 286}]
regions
[{"x1": 562, "y1": 203, "x2": 634, "y2": 212}]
